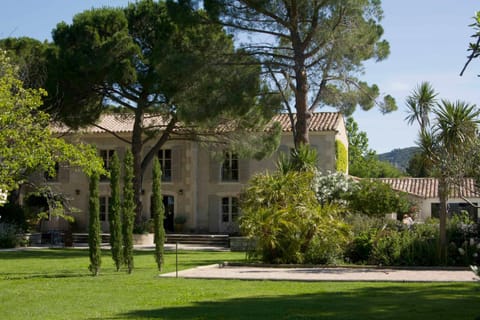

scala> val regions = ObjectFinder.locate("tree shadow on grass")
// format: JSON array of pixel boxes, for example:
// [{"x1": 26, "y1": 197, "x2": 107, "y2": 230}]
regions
[
  {"x1": 113, "y1": 283, "x2": 480, "y2": 320},
  {"x1": 0, "y1": 248, "x2": 89, "y2": 260},
  {"x1": 0, "y1": 271, "x2": 91, "y2": 280}
]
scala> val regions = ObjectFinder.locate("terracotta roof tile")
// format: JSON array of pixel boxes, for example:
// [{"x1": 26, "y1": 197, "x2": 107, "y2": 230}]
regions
[
  {"x1": 378, "y1": 177, "x2": 479, "y2": 199},
  {"x1": 53, "y1": 112, "x2": 342, "y2": 134}
]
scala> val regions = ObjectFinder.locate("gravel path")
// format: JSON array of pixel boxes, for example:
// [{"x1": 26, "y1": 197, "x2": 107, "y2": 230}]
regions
[{"x1": 162, "y1": 264, "x2": 479, "y2": 282}]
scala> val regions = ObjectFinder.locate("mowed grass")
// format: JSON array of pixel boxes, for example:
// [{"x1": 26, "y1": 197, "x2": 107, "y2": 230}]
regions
[{"x1": 0, "y1": 249, "x2": 479, "y2": 320}]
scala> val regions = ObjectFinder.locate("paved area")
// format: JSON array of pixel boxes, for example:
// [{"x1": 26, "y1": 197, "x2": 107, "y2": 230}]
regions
[{"x1": 162, "y1": 264, "x2": 480, "y2": 282}]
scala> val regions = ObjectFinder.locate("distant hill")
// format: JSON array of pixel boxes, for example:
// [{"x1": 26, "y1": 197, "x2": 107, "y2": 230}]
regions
[{"x1": 378, "y1": 147, "x2": 420, "y2": 172}]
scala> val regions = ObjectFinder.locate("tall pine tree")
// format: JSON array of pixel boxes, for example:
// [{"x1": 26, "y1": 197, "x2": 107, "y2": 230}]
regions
[
  {"x1": 122, "y1": 150, "x2": 135, "y2": 274},
  {"x1": 152, "y1": 158, "x2": 165, "y2": 272},
  {"x1": 108, "y1": 152, "x2": 123, "y2": 271},
  {"x1": 88, "y1": 171, "x2": 101, "y2": 276}
]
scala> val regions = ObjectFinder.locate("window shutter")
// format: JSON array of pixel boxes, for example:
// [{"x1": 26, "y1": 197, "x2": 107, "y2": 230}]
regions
[
  {"x1": 172, "y1": 146, "x2": 184, "y2": 183},
  {"x1": 208, "y1": 195, "x2": 219, "y2": 232}
]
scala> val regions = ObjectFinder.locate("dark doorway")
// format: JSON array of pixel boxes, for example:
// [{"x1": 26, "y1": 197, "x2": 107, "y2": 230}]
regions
[{"x1": 163, "y1": 195, "x2": 175, "y2": 232}]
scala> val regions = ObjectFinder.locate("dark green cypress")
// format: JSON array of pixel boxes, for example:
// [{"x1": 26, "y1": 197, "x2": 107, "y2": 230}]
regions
[
  {"x1": 122, "y1": 150, "x2": 135, "y2": 274},
  {"x1": 152, "y1": 158, "x2": 165, "y2": 271},
  {"x1": 109, "y1": 152, "x2": 123, "y2": 271},
  {"x1": 88, "y1": 171, "x2": 101, "y2": 276}
]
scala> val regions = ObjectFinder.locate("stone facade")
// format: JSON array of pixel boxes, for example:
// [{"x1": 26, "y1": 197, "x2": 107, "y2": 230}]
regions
[{"x1": 27, "y1": 112, "x2": 347, "y2": 234}]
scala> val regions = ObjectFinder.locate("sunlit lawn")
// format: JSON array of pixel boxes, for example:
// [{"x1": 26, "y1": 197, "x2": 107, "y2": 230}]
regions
[{"x1": 0, "y1": 248, "x2": 479, "y2": 320}]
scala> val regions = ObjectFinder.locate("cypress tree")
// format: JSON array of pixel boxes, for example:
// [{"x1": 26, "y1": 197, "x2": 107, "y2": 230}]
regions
[
  {"x1": 122, "y1": 150, "x2": 135, "y2": 274},
  {"x1": 109, "y1": 152, "x2": 123, "y2": 271},
  {"x1": 88, "y1": 171, "x2": 101, "y2": 276},
  {"x1": 152, "y1": 157, "x2": 165, "y2": 271}
]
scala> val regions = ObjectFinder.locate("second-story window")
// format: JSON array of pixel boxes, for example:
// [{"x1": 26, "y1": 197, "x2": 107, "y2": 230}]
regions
[
  {"x1": 221, "y1": 152, "x2": 239, "y2": 182},
  {"x1": 100, "y1": 149, "x2": 115, "y2": 181},
  {"x1": 158, "y1": 149, "x2": 172, "y2": 182}
]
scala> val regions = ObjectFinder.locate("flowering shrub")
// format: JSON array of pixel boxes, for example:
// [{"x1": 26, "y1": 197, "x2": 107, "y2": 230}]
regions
[{"x1": 314, "y1": 171, "x2": 358, "y2": 206}]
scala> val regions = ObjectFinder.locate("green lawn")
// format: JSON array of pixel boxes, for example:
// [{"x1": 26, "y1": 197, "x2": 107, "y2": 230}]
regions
[{"x1": 0, "y1": 249, "x2": 478, "y2": 320}]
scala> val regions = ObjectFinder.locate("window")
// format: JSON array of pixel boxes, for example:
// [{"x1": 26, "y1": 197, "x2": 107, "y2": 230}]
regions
[
  {"x1": 100, "y1": 149, "x2": 115, "y2": 181},
  {"x1": 221, "y1": 152, "x2": 239, "y2": 181},
  {"x1": 99, "y1": 196, "x2": 111, "y2": 222},
  {"x1": 221, "y1": 197, "x2": 239, "y2": 223},
  {"x1": 431, "y1": 202, "x2": 478, "y2": 222},
  {"x1": 158, "y1": 149, "x2": 172, "y2": 182}
]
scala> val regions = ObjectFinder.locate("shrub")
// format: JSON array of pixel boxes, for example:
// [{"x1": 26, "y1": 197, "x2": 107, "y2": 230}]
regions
[
  {"x1": 347, "y1": 179, "x2": 412, "y2": 217},
  {"x1": 446, "y1": 213, "x2": 480, "y2": 266},
  {"x1": 0, "y1": 223, "x2": 20, "y2": 248},
  {"x1": 240, "y1": 170, "x2": 349, "y2": 264}
]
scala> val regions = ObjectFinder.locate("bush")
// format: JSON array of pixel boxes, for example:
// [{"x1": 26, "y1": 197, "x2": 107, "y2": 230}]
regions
[
  {"x1": 0, "y1": 223, "x2": 20, "y2": 248},
  {"x1": 0, "y1": 203, "x2": 28, "y2": 232},
  {"x1": 240, "y1": 170, "x2": 349, "y2": 264},
  {"x1": 446, "y1": 214, "x2": 480, "y2": 266},
  {"x1": 347, "y1": 180, "x2": 412, "y2": 217}
]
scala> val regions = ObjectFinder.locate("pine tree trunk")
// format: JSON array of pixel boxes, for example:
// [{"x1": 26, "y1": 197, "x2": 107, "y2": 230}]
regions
[{"x1": 294, "y1": 53, "x2": 310, "y2": 147}]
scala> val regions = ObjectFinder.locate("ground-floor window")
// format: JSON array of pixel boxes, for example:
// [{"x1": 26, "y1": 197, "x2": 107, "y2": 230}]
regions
[
  {"x1": 431, "y1": 202, "x2": 478, "y2": 222},
  {"x1": 99, "y1": 196, "x2": 111, "y2": 222},
  {"x1": 221, "y1": 197, "x2": 239, "y2": 223}
]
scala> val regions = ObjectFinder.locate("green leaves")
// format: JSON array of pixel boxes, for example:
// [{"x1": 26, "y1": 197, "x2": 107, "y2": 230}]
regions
[{"x1": 0, "y1": 51, "x2": 104, "y2": 192}]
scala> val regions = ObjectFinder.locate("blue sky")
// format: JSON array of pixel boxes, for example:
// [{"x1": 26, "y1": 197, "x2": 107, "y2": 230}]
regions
[{"x1": 0, "y1": 0, "x2": 479, "y2": 153}]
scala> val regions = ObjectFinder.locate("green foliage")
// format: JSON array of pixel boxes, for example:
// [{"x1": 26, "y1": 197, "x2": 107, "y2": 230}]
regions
[
  {"x1": 406, "y1": 151, "x2": 431, "y2": 177},
  {"x1": 0, "y1": 202, "x2": 28, "y2": 232},
  {"x1": 276, "y1": 144, "x2": 318, "y2": 174},
  {"x1": 48, "y1": 1, "x2": 279, "y2": 222},
  {"x1": 88, "y1": 172, "x2": 101, "y2": 276},
  {"x1": 347, "y1": 180, "x2": 412, "y2": 217},
  {"x1": 122, "y1": 150, "x2": 135, "y2": 274},
  {"x1": 378, "y1": 147, "x2": 420, "y2": 173},
  {"x1": 152, "y1": 158, "x2": 165, "y2": 272},
  {"x1": 346, "y1": 117, "x2": 403, "y2": 178},
  {"x1": 108, "y1": 153, "x2": 123, "y2": 271},
  {"x1": 0, "y1": 223, "x2": 21, "y2": 248},
  {"x1": 335, "y1": 140, "x2": 348, "y2": 173},
  {"x1": 208, "y1": 0, "x2": 397, "y2": 145},
  {"x1": 0, "y1": 50, "x2": 105, "y2": 194},
  {"x1": 240, "y1": 169, "x2": 349, "y2": 264}
]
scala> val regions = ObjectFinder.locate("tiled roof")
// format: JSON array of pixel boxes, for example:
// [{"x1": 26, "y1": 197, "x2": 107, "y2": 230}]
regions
[
  {"x1": 52, "y1": 112, "x2": 342, "y2": 134},
  {"x1": 378, "y1": 177, "x2": 480, "y2": 199},
  {"x1": 272, "y1": 112, "x2": 341, "y2": 132}
]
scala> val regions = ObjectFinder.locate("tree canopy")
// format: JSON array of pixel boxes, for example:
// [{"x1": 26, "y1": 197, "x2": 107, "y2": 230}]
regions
[
  {"x1": 0, "y1": 50, "x2": 103, "y2": 196},
  {"x1": 11, "y1": 0, "x2": 281, "y2": 221},
  {"x1": 206, "y1": 0, "x2": 397, "y2": 146}
]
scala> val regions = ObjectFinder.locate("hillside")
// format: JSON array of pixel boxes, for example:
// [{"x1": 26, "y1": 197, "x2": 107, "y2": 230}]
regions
[{"x1": 378, "y1": 147, "x2": 420, "y2": 172}]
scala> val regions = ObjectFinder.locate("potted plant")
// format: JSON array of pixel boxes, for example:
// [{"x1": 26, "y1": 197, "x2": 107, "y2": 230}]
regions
[
  {"x1": 133, "y1": 218, "x2": 154, "y2": 245},
  {"x1": 174, "y1": 215, "x2": 187, "y2": 233}
]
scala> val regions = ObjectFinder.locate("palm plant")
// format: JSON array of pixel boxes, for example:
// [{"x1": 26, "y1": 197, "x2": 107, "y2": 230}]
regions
[
  {"x1": 419, "y1": 100, "x2": 480, "y2": 263},
  {"x1": 405, "y1": 82, "x2": 438, "y2": 132}
]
